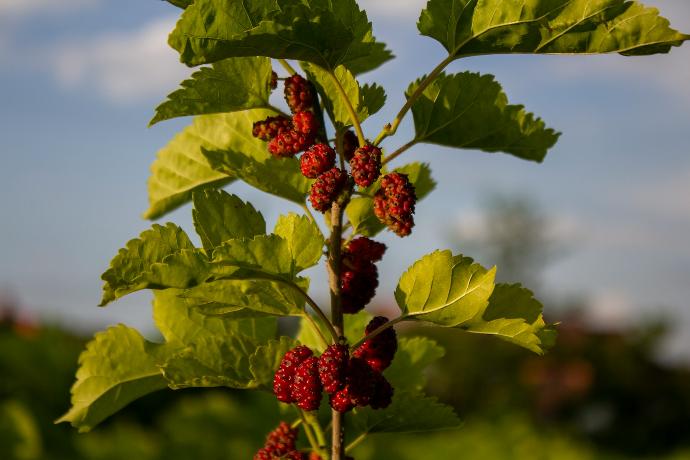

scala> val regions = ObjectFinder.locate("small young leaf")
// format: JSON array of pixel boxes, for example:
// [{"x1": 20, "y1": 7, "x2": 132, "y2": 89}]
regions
[
  {"x1": 273, "y1": 213, "x2": 325, "y2": 273},
  {"x1": 249, "y1": 336, "x2": 300, "y2": 390},
  {"x1": 150, "y1": 57, "x2": 273, "y2": 125},
  {"x1": 418, "y1": 0, "x2": 689, "y2": 59},
  {"x1": 192, "y1": 189, "x2": 266, "y2": 252},
  {"x1": 384, "y1": 337, "x2": 445, "y2": 392},
  {"x1": 56, "y1": 325, "x2": 171, "y2": 432},
  {"x1": 408, "y1": 72, "x2": 560, "y2": 162},
  {"x1": 351, "y1": 391, "x2": 460, "y2": 434}
]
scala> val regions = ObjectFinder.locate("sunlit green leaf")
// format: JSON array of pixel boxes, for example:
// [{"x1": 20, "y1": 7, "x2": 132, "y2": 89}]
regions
[{"x1": 273, "y1": 213, "x2": 325, "y2": 273}]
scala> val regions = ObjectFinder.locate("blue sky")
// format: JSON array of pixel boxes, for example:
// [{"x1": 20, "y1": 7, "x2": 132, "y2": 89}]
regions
[{"x1": 1, "y1": 0, "x2": 689, "y2": 359}]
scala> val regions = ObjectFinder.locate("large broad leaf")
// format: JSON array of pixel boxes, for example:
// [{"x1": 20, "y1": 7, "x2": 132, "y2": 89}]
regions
[
  {"x1": 192, "y1": 189, "x2": 266, "y2": 252},
  {"x1": 56, "y1": 325, "x2": 171, "y2": 432},
  {"x1": 150, "y1": 57, "x2": 274, "y2": 125},
  {"x1": 462, "y1": 283, "x2": 556, "y2": 354},
  {"x1": 418, "y1": 0, "x2": 689, "y2": 59},
  {"x1": 100, "y1": 223, "x2": 209, "y2": 305},
  {"x1": 273, "y1": 213, "x2": 324, "y2": 273},
  {"x1": 168, "y1": 0, "x2": 392, "y2": 74},
  {"x1": 249, "y1": 336, "x2": 300, "y2": 390},
  {"x1": 408, "y1": 72, "x2": 560, "y2": 162},
  {"x1": 384, "y1": 337, "x2": 445, "y2": 392},
  {"x1": 201, "y1": 109, "x2": 312, "y2": 204},
  {"x1": 351, "y1": 391, "x2": 460, "y2": 434},
  {"x1": 346, "y1": 162, "x2": 436, "y2": 237},
  {"x1": 144, "y1": 115, "x2": 238, "y2": 220},
  {"x1": 302, "y1": 63, "x2": 385, "y2": 128}
]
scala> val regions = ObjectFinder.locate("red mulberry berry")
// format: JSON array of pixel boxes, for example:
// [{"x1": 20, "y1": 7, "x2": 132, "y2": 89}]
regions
[
  {"x1": 370, "y1": 373, "x2": 394, "y2": 410},
  {"x1": 309, "y1": 167, "x2": 349, "y2": 213},
  {"x1": 300, "y1": 144, "x2": 335, "y2": 179},
  {"x1": 341, "y1": 263, "x2": 378, "y2": 314},
  {"x1": 329, "y1": 386, "x2": 356, "y2": 413},
  {"x1": 253, "y1": 116, "x2": 292, "y2": 141},
  {"x1": 353, "y1": 316, "x2": 398, "y2": 372},
  {"x1": 254, "y1": 422, "x2": 301, "y2": 460},
  {"x1": 292, "y1": 111, "x2": 319, "y2": 136},
  {"x1": 350, "y1": 145, "x2": 382, "y2": 187},
  {"x1": 342, "y1": 130, "x2": 358, "y2": 162},
  {"x1": 373, "y1": 172, "x2": 417, "y2": 237},
  {"x1": 344, "y1": 237, "x2": 386, "y2": 267},
  {"x1": 270, "y1": 71, "x2": 278, "y2": 90},
  {"x1": 268, "y1": 130, "x2": 314, "y2": 157},
  {"x1": 318, "y1": 344, "x2": 348, "y2": 394},
  {"x1": 291, "y1": 356, "x2": 323, "y2": 411},
  {"x1": 285, "y1": 74, "x2": 315, "y2": 113},
  {"x1": 273, "y1": 346, "x2": 313, "y2": 403},
  {"x1": 344, "y1": 357, "x2": 376, "y2": 407}
]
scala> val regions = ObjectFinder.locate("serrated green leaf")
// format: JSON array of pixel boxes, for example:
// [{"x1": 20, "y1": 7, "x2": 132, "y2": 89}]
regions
[
  {"x1": 385, "y1": 337, "x2": 445, "y2": 392},
  {"x1": 144, "y1": 115, "x2": 237, "y2": 220},
  {"x1": 351, "y1": 391, "x2": 460, "y2": 434},
  {"x1": 152, "y1": 289, "x2": 277, "y2": 346},
  {"x1": 273, "y1": 213, "x2": 324, "y2": 273},
  {"x1": 408, "y1": 72, "x2": 560, "y2": 162},
  {"x1": 56, "y1": 325, "x2": 171, "y2": 432},
  {"x1": 192, "y1": 189, "x2": 266, "y2": 252},
  {"x1": 346, "y1": 162, "x2": 436, "y2": 236},
  {"x1": 168, "y1": 0, "x2": 392, "y2": 74},
  {"x1": 249, "y1": 336, "x2": 300, "y2": 390},
  {"x1": 461, "y1": 283, "x2": 556, "y2": 354},
  {"x1": 201, "y1": 109, "x2": 312, "y2": 204},
  {"x1": 100, "y1": 223, "x2": 202, "y2": 305},
  {"x1": 161, "y1": 335, "x2": 259, "y2": 389},
  {"x1": 150, "y1": 57, "x2": 273, "y2": 125},
  {"x1": 180, "y1": 277, "x2": 310, "y2": 317},
  {"x1": 212, "y1": 235, "x2": 294, "y2": 278},
  {"x1": 418, "y1": 0, "x2": 689, "y2": 59},
  {"x1": 395, "y1": 250, "x2": 496, "y2": 326},
  {"x1": 165, "y1": 0, "x2": 191, "y2": 8},
  {"x1": 302, "y1": 63, "x2": 385, "y2": 128}
]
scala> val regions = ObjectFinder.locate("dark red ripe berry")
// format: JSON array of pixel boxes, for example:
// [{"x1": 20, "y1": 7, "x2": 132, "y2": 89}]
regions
[
  {"x1": 292, "y1": 356, "x2": 323, "y2": 411},
  {"x1": 330, "y1": 386, "x2": 356, "y2": 413},
  {"x1": 254, "y1": 422, "x2": 302, "y2": 460},
  {"x1": 342, "y1": 130, "x2": 358, "y2": 162},
  {"x1": 292, "y1": 111, "x2": 319, "y2": 136},
  {"x1": 252, "y1": 116, "x2": 292, "y2": 141},
  {"x1": 300, "y1": 144, "x2": 336, "y2": 179},
  {"x1": 340, "y1": 264, "x2": 378, "y2": 314},
  {"x1": 370, "y1": 373, "x2": 394, "y2": 410},
  {"x1": 309, "y1": 167, "x2": 349, "y2": 212},
  {"x1": 273, "y1": 346, "x2": 313, "y2": 403},
  {"x1": 353, "y1": 316, "x2": 398, "y2": 372},
  {"x1": 284, "y1": 74, "x2": 315, "y2": 113},
  {"x1": 268, "y1": 130, "x2": 314, "y2": 157},
  {"x1": 350, "y1": 145, "x2": 382, "y2": 187},
  {"x1": 345, "y1": 357, "x2": 376, "y2": 407},
  {"x1": 373, "y1": 172, "x2": 417, "y2": 237},
  {"x1": 344, "y1": 237, "x2": 386, "y2": 267},
  {"x1": 318, "y1": 344, "x2": 348, "y2": 394},
  {"x1": 270, "y1": 71, "x2": 278, "y2": 90}
]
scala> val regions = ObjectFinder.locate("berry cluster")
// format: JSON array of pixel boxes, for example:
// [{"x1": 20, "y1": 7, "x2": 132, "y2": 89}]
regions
[
  {"x1": 373, "y1": 172, "x2": 417, "y2": 236},
  {"x1": 349, "y1": 144, "x2": 383, "y2": 187},
  {"x1": 341, "y1": 237, "x2": 386, "y2": 314},
  {"x1": 273, "y1": 316, "x2": 397, "y2": 415},
  {"x1": 254, "y1": 422, "x2": 305, "y2": 460}
]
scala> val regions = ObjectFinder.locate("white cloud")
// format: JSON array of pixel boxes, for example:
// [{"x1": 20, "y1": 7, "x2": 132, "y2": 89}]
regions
[
  {"x1": 0, "y1": 0, "x2": 97, "y2": 17},
  {"x1": 51, "y1": 17, "x2": 189, "y2": 104}
]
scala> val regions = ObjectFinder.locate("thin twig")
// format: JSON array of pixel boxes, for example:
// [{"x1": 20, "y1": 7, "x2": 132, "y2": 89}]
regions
[
  {"x1": 345, "y1": 432, "x2": 368, "y2": 453},
  {"x1": 329, "y1": 70, "x2": 365, "y2": 147},
  {"x1": 279, "y1": 58, "x2": 297, "y2": 75},
  {"x1": 303, "y1": 313, "x2": 330, "y2": 349},
  {"x1": 351, "y1": 316, "x2": 405, "y2": 350},
  {"x1": 382, "y1": 139, "x2": 417, "y2": 166}
]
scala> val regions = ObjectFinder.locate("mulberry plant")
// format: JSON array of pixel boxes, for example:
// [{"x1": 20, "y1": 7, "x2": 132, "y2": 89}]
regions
[{"x1": 58, "y1": 1, "x2": 688, "y2": 459}]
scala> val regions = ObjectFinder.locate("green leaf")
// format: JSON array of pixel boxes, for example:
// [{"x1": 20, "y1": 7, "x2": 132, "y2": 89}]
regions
[
  {"x1": 161, "y1": 335, "x2": 259, "y2": 389},
  {"x1": 212, "y1": 235, "x2": 294, "y2": 278},
  {"x1": 351, "y1": 391, "x2": 460, "y2": 434},
  {"x1": 344, "y1": 310, "x2": 374, "y2": 344},
  {"x1": 384, "y1": 337, "x2": 445, "y2": 392},
  {"x1": 165, "y1": 0, "x2": 191, "y2": 8},
  {"x1": 168, "y1": 0, "x2": 392, "y2": 74},
  {"x1": 201, "y1": 109, "x2": 312, "y2": 204},
  {"x1": 418, "y1": 0, "x2": 689, "y2": 59},
  {"x1": 152, "y1": 289, "x2": 277, "y2": 346},
  {"x1": 150, "y1": 57, "x2": 273, "y2": 125},
  {"x1": 296, "y1": 315, "x2": 329, "y2": 353},
  {"x1": 273, "y1": 213, "x2": 325, "y2": 273},
  {"x1": 144, "y1": 115, "x2": 237, "y2": 220},
  {"x1": 100, "y1": 223, "x2": 205, "y2": 305},
  {"x1": 408, "y1": 72, "x2": 559, "y2": 162},
  {"x1": 249, "y1": 336, "x2": 300, "y2": 390},
  {"x1": 180, "y1": 277, "x2": 310, "y2": 317},
  {"x1": 395, "y1": 250, "x2": 496, "y2": 326},
  {"x1": 56, "y1": 325, "x2": 171, "y2": 432},
  {"x1": 346, "y1": 162, "x2": 436, "y2": 236},
  {"x1": 302, "y1": 63, "x2": 385, "y2": 128},
  {"x1": 192, "y1": 189, "x2": 266, "y2": 252},
  {"x1": 461, "y1": 283, "x2": 556, "y2": 354}
]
